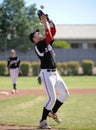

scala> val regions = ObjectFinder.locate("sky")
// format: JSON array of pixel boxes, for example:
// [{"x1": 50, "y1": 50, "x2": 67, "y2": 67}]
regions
[
  {"x1": 0, "y1": 0, "x2": 96, "y2": 24},
  {"x1": 24, "y1": 0, "x2": 96, "y2": 24}
]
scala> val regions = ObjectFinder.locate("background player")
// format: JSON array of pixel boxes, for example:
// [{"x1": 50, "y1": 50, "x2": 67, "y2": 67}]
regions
[
  {"x1": 7, "y1": 49, "x2": 21, "y2": 94},
  {"x1": 29, "y1": 10, "x2": 70, "y2": 129}
]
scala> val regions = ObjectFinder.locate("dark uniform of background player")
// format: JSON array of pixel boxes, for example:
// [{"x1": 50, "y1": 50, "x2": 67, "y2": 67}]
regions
[
  {"x1": 29, "y1": 10, "x2": 70, "y2": 129},
  {"x1": 7, "y1": 49, "x2": 21, "y2": 94}
]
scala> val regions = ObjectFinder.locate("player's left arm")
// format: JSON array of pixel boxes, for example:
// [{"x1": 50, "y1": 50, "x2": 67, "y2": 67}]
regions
[
  {"x1": 49, "y1": 21, "x2": 56, "y2": 36},
  {"x1": 40, "y1": 14, "x2": 56, "y2": 45},
  {"x1": 45, "y1": 21, "x2": 56, "y2": 45}
]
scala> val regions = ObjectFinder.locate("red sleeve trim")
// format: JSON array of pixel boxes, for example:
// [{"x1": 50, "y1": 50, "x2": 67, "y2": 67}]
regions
[
  {"x1": 45, "y1": 27, "x2": 56, "y2": 45},
  {"x1": 51, "y1": 27, "x2": 56, "y2": 37}
]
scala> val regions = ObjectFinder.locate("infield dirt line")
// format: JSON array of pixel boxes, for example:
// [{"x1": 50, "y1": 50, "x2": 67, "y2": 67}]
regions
[{"x1": 0, "y1": 88, "x2": 96, "y2": 101}]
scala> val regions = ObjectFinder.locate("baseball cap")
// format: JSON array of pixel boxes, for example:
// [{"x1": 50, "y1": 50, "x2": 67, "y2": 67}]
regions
[{"x1": 29, "y1": 29, "x2": 39, "y2": 42}]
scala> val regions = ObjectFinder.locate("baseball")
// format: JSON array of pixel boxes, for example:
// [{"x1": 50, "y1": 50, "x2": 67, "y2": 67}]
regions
[{"x1": 40, "y1": 5, "x2": 44, "y2": 9}]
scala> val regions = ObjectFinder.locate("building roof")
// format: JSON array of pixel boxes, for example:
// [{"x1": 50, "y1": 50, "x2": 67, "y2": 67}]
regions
[{"x1": 55, "y1": 24, "x2": 96, "y2": 40}]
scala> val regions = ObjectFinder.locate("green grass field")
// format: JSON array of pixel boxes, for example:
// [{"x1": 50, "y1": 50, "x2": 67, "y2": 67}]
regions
[
  {"x1": 0, "y1": 76, "x2": 96, "y2": 90},
  {"x1": 0, "y1": 76, "x2": 96, "y2": 130}
]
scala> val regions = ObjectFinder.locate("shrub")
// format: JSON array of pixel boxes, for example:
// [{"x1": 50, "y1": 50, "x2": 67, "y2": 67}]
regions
[
  {"x1": 67, "y1": 61, "x2": 80, "y2": 75},
  {"x1": 31, "y1": 62, "x2": 40, "y2": 76},
  {"x1": 20, "y1": 62, "x2": 30, "y2": 76},
  {"x1": 54, "y1": 40, "x2": 71, "y2": 49},
  {"x1": 81, "y1": 60, "x2": 94, "y2": 75},
  {"x1": 0, "y1": 61, "x2": 6, "y2": 76},
  {"x1": 57, "y1": 62, "x2": 68, "y2": 76}
]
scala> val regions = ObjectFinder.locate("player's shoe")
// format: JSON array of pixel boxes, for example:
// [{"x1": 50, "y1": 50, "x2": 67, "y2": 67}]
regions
[
  {"x1": 11, "y1": 89, "x2": 16, "y2": 94},
  {"x1": 39, "y1": 120, "x2": 51, "y2": 129},
  {"x1": 48, "y1": 112, "x2": 61, "y2": 124},
  {"x1": 11, "y1": 89, "x2": 18, "y2": 94}
]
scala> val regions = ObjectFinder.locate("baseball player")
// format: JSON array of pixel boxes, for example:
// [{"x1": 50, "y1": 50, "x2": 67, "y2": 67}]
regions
[
  {"x1": 7, "y1": 49, "x2": 21, "y2": 94},
  {"x1": 29, "y1": 10, "x2": 70, "y2": 129}
]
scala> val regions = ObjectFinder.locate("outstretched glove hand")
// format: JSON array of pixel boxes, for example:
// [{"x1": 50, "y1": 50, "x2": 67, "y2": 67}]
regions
[{"x1": 37, "y1": 10, "x2": 50, "y2": 22}]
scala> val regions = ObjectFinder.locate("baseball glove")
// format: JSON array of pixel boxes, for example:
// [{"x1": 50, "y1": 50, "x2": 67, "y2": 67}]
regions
[
  {"x1": 37, "y1": 10, "x2": 50, "y2": 22},
  {"x1": 37, "y1": 76, "x2": 42, "y2": 85}
]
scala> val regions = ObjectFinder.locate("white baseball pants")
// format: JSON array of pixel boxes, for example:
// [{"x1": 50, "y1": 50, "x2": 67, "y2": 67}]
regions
[
  {"x1": 9, "y1": 68, "x2": 19, "y2": 84},
  {"x1": 40, "y1": 69, "x2": 70, "y2": 110}
]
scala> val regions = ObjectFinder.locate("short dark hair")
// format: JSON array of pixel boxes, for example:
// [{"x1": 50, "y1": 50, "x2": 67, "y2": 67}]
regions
[{"x1": 29, "y1": 29, "x2": 39, "y2": 42}]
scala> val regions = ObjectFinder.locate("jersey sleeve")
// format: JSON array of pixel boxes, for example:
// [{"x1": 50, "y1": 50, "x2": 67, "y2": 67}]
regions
[
  {"x1": 50, "y1": 27, "x2": 56, "y2": 37},
  {"x1": 45, "y1": 26, "x2": 56, "y2": 45}
]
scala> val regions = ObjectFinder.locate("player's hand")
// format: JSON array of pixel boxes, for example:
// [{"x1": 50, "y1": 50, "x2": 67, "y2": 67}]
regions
[
  {"x1": 38, "y1": 10, "x2": 50, "y2": 22},
  {"x1": 40, "y1": 15, "x2": 48, "y2": 25},
  {"x1": 37, "y1": 76, "x2": 42, "y2": 85}
]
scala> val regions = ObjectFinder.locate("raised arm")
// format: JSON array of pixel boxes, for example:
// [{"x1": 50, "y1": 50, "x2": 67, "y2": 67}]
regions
[{"x1": 40, "y1": 14, "x2": 56, "y2": 45}]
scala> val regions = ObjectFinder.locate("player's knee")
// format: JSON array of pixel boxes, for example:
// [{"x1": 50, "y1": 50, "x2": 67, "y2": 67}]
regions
[
  {"x1": 58, "y1": 92, "x2": 70, "y2": 103},
  {"x1": 64, "y1": 88, "x2": 70, "y2": 97},
  {"x1": 52, "y1": 98, "x2": 56, "y2": 104},
  {"x1": 64, "y1": 91, "x2": 70, "y2": 99},
  {"x1": 46, "y1": 97, "x2": 56, "y2": 110},
  {"x1": 50, "y1": 96, "x2": 56, "y2": 106}
]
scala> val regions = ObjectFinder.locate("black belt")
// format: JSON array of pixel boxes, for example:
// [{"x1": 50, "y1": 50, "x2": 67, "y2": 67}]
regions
[{"x1": 47, "y1": 69, "x2": 56, "y2": 72}]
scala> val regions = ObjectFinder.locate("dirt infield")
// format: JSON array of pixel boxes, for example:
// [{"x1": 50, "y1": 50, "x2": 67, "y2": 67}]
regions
[
  {"x1": 0, "y1": 88, "x2": 96, "y2": 101},
  {"x1": 0, "y1": 88, "x2": 96, "y2": 130},
  {"x1": 0, "y1": 125, "x2": 39, "y2": 130},
  {"x1": 0, "y1": 125, "x2": 58, "y2": 130}
]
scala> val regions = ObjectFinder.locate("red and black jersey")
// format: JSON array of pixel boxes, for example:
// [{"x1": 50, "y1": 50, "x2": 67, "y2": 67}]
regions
[
  {"x1": 34, "y1": 39, "x2": 56, "y2": 69},
  {"x1": 34, "y1": 25, "x2": 56, "y2": 69},
  {"x1": 7, "y1": 56, "x2": 20, "y2": 69}
]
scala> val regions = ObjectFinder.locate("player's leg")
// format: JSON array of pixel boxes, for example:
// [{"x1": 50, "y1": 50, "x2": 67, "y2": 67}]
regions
[
  {"x1": 53, "y1": 71, "x2": 70, "y2": 112},
  {"x1": 42, "y1": 71, "x2": 57, "y2": 105},
  {"x1": 56, "y1": 72, "x2": 70, "y2": 102},
  {"x1": 39, "y1": 70, "x2": 56, "y2": 128},
  {"x1": 40, "y1": 70, "x2": 56, "y2": 117},
  {"x1": 10, "y1": 69, "x2": 16, "y2": 92},
  {"x1": 48, "y1": 70, "x2": 70, "y2": 123},
  {"x1": 10, "y1": 68, "x2": 19, "y2": 93},
  {"x1": 13, "y1": 68, "x2": 19, "y2": 91},
  {"x1": 39, "y1": 107, "x2": 51, "y2": 129}
]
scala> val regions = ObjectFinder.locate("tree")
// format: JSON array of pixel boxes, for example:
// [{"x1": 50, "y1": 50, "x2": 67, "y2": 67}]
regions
[
  {"x1": 0, "y1": 0, "x2": 39, "y2": 38},
  {"x1": 0, "y1": 0, "x2": 42, "y2": 52}
]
